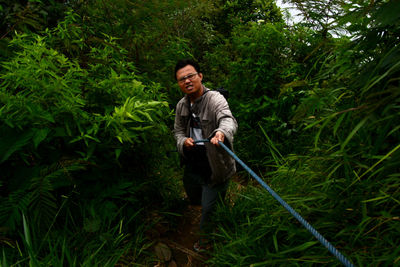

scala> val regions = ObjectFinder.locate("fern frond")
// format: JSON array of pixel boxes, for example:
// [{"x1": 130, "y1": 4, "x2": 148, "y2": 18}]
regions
[
  {"x1": 28, "y1": 160, "x2": 86, "y2": 230},
  {"x1": 0, "y1": 190, "x2": 31, "y2": 231},
  {"x1": 0, "y1": 128, "x2": 35, "y2": 163},
  {"x1": 29, "y1": 174, "x2": 57, "y2": 228}
]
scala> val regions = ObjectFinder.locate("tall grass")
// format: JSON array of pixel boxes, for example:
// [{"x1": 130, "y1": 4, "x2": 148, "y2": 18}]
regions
[
  {"x1": 209, "y1": 144, "x2": 399, "y2": 265},
  {"x1": 208, "y1": 2, "x2": 400, "y2": 265},
  {"x1": 2, "y1": 206, "x2": 147, "y2": 266}
]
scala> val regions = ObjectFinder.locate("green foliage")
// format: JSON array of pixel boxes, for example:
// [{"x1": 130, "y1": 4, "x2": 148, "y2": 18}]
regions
[
  {"x1": 296, "y1": 0, "x2": 400, "y2": 185},
  {"x1": 8, "y1": 203, "x2": 149, "y2": 266},
  {"x1": 211, "y1": 0, "x2": 284, "y2": 37},
  {"x1": 1, "y1": 33, "x2": 85, "y2": 130},
  {"x1": 0, "y1": 0, "x2": 67, "y2": 33},
  {"x1": 209, "y1": 157, "x2": 355, "y2": 266},
  {"x1": 205, "y1": 21, "x2": 310, "y2": 163},
  {"x1": 1, "y1": 0, "x2": 399, "y2": 265},
  {"x1": 283, "y1": 0, "x2": 347, "y2": 37},
  {"x1": 73, "y1": 0, "x2": 216, "y2": 102},
  {"x1": 0, "y1": 11, "x2": 176, "y2": 265},
  {"x1": 209, "y1": 0, "x2": 399, "y2": 266},
  {"x1": 0, "y1": 0, "x2": 69, "y2": 61}
]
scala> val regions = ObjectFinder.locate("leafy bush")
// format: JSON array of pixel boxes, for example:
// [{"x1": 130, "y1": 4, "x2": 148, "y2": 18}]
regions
[
  {"x1": 209, "y1": 1, "x2": 400, "y2": 266},
  {"x1": 0, "y1": 12, "x2": 175, "y2": 264},
  {"x1": 204, "y1": 21, "x2": 311, "y2": 167}
]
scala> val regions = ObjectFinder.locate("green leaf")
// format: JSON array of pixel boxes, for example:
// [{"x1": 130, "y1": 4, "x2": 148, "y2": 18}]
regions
[
  {"x1": 136, "y1": 110, "x2": 154, "y2": 122},
  {"x1": 116, "y1": 136, "x2": 123, "y2": 143},
  {"x1": 333, "y1": 113, "x2": 346, "y2": 136},
  {"x1": 340, "y1": 117, "x2": 368, "y2": 151},
  {"x1": 39, "y1": 112, "x2": 55, "y2": 123},
  {"x1": 2, "y1": 249, "x2": 8, "y2": 267},
  {"x1": 115, "y1": 148, "x2": 122, "y2": 160},
  {"x1": 314, "y1": 115, "x2": 333, "y2": 148},
  {"x1": 126, "y1": 112, "x2": 143, "y2": 122},
  {"x1": 129, "y1": 126, "x2": 154, "y2": 131},
  {"x1": 0, "y1": 130, "x2": 35, "y2": 163},
  {"x1": 361, "y1": 61, "x2": 400, "y2": 96},
  {"x1": 358, "y1": 143, "x2": 400, "y2": 180},
  {"x1": 273, "y1": 233, "x2": 279, "y2": 252},
  {"x1": 33, "y1": 128, "x2": 50, "y2": 148}
]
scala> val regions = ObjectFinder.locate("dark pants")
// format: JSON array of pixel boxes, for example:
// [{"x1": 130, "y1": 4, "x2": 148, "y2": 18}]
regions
[{"x1": 183, "y1": 146, "x2": 229, "y2": 232}]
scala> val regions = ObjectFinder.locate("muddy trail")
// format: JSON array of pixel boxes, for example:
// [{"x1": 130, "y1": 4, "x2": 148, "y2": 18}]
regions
[
  {"x1": 152, "y1": 204, "x2": 210, "y2": 267},
  {"x1": 149, "y1": 176, "x2": 248, "y2": 267}
]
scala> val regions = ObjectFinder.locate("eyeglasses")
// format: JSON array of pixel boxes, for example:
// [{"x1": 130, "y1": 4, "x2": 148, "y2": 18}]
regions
[{"x1": 177, "y1": 72, "x2": 198, "y2": 83}]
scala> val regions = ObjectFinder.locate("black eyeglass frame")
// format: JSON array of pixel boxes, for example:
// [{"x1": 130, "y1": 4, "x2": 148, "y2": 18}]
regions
[{"x1": 177, "y1": 72, "x2": 198, "y2": 83}]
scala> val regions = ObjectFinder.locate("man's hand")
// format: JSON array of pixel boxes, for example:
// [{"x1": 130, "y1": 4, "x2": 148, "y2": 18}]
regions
[
  {"x1": 184, "y1": 137, "x2": 195, "y2": 148},
  {"x1": 211, "y1": 131, "x2": 224, "y2": 146}
]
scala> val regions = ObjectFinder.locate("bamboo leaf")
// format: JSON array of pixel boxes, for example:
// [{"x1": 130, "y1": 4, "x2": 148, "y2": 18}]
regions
[
  {"x1": 358, "y1": 143, "x2": 400, "y2": 180},
  {"x1": 2, "y1": 249, "x2": 8, "y2": 267},
  {"x1": 273, "y1": 233, "x2": 279, "y2": 252},
  {"x1": 115, "y1": 148, "x2": 122, "y2": 160},
  {"x1": 333, "y1": 113, "x2": 346, "y2": 136},
  {"x1": 278, "y1": 241, "x2": 318, "y2": 254},
  {"x1": 303, "y1": 117, "x2": 325, "y2": 130},
  {"x1": 22, "y1": 213, "x2": 33, "y2": 258},
  {"x1": 314, "y1": 115, "x2": 333, "y2": 148},
  {"x1": 387, "y1": 125, "x2": 400, "y2": 137},
  {"x1": 33, "y1": 128, "x2": 50, "y2": 148},
  {"x1": 259, "y1": 122, "x2": 283, "y2": 161},
  {"x1": 125, "y1": 112, "x2": 143, "y2": 122},
  {"x1": 0, "y1": 130, "x2": 35, "y2": 163},
  {"x1": 136, "y1": 109, "x2": 153, "y2": 122},
  {"x1": 361, "y1": 61, "x2": 400, "y2": 96},
  {"x1": 362, "y1": 195, "x2": 389, "y2": 203},
  {"x1": 340, "y1": 117, "x2": 368, "y2": 151}
]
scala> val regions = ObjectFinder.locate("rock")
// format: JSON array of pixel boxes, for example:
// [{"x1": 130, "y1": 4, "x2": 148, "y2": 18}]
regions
[
  {"x1": 154, "y1": 242, "x2": 172, "y2": 262},
  {"x1": 168, "y1": 260, "x2": 177, "y2": 267}
]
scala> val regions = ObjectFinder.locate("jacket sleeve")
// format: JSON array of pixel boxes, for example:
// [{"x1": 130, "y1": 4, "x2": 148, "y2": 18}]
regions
[
  {"x1": 208, "y1": 93, "x2": 237, "y2": 148},
  {"x1": 173, "y1": 101, "x2": 188, "y2": 156}
]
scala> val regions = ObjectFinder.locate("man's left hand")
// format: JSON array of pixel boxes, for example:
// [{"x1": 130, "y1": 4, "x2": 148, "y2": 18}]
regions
[{"x1": 211, "y1": 131, "x2": 225, "y2": 146}]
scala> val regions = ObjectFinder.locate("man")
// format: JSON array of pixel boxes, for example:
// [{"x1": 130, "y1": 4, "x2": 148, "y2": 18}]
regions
[{"x1": 173, "y1": 59, "x2": 237, "y2": 252}]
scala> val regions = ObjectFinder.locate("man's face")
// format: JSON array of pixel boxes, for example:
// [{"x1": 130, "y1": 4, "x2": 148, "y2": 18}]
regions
[{"x1": 176, "y1": 65, "x2": 203, "y2": 99}]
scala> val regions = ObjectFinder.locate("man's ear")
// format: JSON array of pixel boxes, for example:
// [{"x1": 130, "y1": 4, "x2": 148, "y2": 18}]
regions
[{"x1": 199, "y1": 72, "x2": 203, "y2": 81}]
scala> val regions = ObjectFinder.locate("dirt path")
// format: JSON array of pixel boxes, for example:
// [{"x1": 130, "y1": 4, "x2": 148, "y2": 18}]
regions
[
  {"x1": 154, "y1": 204, "x2": 210, "y2": 267},
  {"x1": 149, "y1": 175, "x2": 247, "y2": 266}
]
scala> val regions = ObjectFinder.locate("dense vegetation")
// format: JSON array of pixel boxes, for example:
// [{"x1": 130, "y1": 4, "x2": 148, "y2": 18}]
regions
[{"x1": 1, "y1": 0, "x2": 399, "y2": 266}]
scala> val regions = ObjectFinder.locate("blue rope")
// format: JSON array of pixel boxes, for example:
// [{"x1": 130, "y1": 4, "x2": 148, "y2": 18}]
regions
[{"x1": 194, "y1": 139, "x2": 354, "y2": 267}]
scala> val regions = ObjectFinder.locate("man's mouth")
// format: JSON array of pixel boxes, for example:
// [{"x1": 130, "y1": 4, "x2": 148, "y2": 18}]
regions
[{"x1": 186, "y1": 85, "x2": 193, "y2": 90}]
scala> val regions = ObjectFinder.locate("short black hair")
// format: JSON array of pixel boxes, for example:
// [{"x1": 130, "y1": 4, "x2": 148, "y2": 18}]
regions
[{"x1": 175, "y1": 59, "x2": 201, "y2": 79}]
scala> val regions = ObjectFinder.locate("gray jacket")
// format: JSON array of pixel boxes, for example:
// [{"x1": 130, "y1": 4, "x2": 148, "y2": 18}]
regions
[{"x1": 173, "y1": 87, "x2": 238, "y2": 185}]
